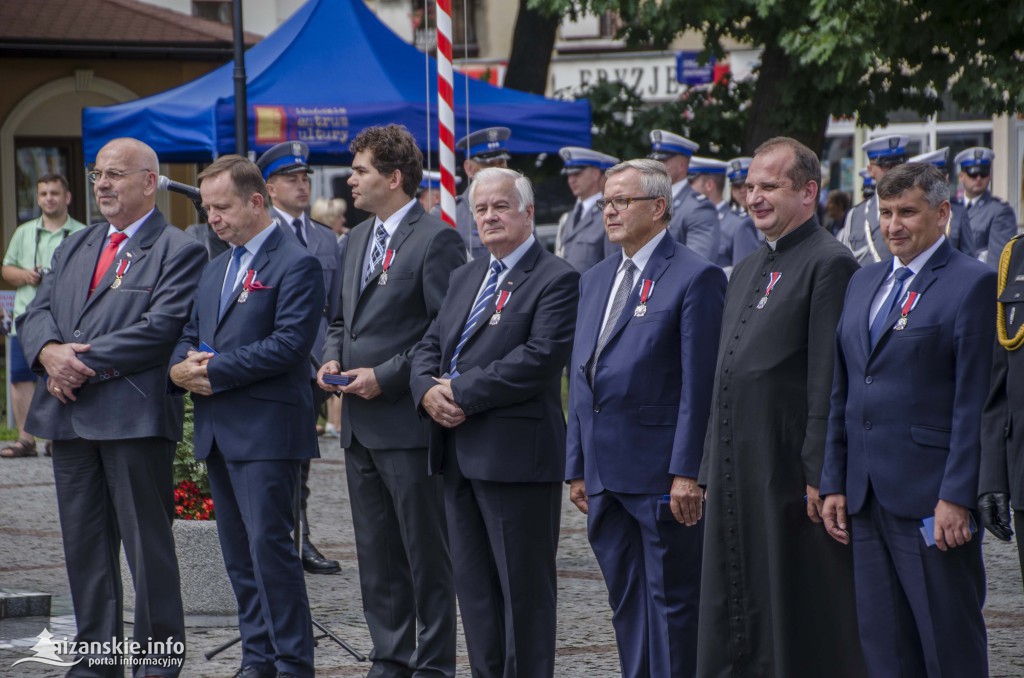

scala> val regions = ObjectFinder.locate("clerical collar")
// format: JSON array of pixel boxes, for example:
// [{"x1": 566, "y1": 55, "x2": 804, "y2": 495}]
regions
[{"x1": 765, "y1": 217, "x2": 819, "y2": 252}]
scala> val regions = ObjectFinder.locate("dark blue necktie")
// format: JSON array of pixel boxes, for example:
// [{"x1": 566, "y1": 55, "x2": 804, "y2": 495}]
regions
[
  {"x1": 449, "y1": 259, "x2": 506, "y2": 377},
  {"x1": 869, "y1": 267, "x2": 913, "y2": 348},
  {"x1": 219, "y1": 246, "x2": 246, "y2": 318},
  {"x1": 292, "y1": 217, "x2": 307, "y2": 248}
]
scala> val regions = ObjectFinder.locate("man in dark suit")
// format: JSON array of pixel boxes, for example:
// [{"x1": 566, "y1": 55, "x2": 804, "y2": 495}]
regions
[
  {"x1": 18, "y1": 137, "x2": 206, "y2": 675},
  {"x1": 170, "y1": 155, "x2": 324, "y2": 678},
  {"x1": 317, "y1": 125, "x2": 464, "y2": 678},
  {"x1": 410, "y1": 167, "x2": 579, "y2": 677},
  {"x1": 955, "y1": 146, "x2": 1018, "y2": 267},
  {"x1": 257, "y1": 140, "x2": 343, "y2": 575},
  {"x1": 566, "y1": 159, "x2": 725, "y2": 677},
  {"x1": 556, "y1": 146, "x2": 619, "y2": 272},
  {"x1": 821, "y1": 162, "x2": 994, "y2": 677},
  {"x1": 647, "y1": 130, "x2": 720, "y2": 261}
]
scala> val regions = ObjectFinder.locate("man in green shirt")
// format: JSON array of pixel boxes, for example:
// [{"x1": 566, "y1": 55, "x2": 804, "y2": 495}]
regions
[{"x1": 1, "y1": 173, "x2": 85, "y2": 457}]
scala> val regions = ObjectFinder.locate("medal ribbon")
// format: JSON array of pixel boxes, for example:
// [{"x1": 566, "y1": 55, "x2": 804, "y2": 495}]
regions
[
  {"x1": 763, "y1": 272, "x2": 782, "y2": 298},
  {"x1": 242, "y1": 269, "x2": 257, "y2": 292},
  {"x1": 899, "y1": 291, "x2": 919, "y2": 318},
  {"x1": 494, "y1": 290, "x2": 511, "y2": 314},
  {"x1": 382, "y1": 249, "x2": 395, "y2": 273},
  {"x1": 639, "y1": 279, "x2": 654, "y2": 305},
  {"x1": 113, "y1": 259, "x2": 130, "y2": 279}
]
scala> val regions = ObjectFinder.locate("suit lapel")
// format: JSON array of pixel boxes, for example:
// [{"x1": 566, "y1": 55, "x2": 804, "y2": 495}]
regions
[
  {"x1": 344, "y1": 218, "x2": 374, "y2": 328},
  {"x1": 870, "y1": 240, "x2": 951, "y2": 355},
  {"x1": 443, "y1": 258, "x2": 490, "y2": 360},
  {"x1": 201, "y1": 252, "x2": 230, "y2": 336},
  {"x1": 217, "y1": 228, "x2": 281, "y2": 329},
  {"x1": 357, "y1": 204, "x2": 423, "y2": 302},
  {"x1": 602, "y1": 233, "x2": 675, "y2": 350},
  {"x1": 77, "y1": 210, "x2": 162, "y2": 320},
  {"x1": 463, "y1": 241, "x2": 542, "y2": 349},
  {"x1": 578, "y1": 256, "x2": 620, "y2": 365}
]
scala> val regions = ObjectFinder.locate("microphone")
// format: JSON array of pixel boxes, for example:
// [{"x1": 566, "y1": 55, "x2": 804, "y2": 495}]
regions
[
  {"x1": 157, "y1": 175, "x2": 207, "y2": 222},
  {"x1": 158, "y1": 175, "x2": 201, "y2": 202}
]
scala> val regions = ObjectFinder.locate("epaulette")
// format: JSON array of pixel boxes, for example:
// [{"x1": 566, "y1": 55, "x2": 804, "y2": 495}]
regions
[{"x1": 694, "y1": 193, "x2": 708, "y2": 202}]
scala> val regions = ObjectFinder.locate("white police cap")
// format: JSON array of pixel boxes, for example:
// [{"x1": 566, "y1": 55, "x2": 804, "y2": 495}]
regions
[
  {"x1": 688, "y1": 156, "x2": 729, "y2": 176},
  {"x1": 862, "y1": 135, "x2": 909, "y2": 161},
  {"x1": 648, "y1": 130, "x2": 699, "y2": 160},
  {"x1": 727, "y1": 157, "x2": 752, "y2": 184},
  {"x1": 559, "y1": 147, "x2": 619, "y2": 175},
  {"x1": 909, "y1": 148, "x2": 949, "y2": 168},
  {"x1": 954, "y1": 146, "x2": 995, "y2": 170}
]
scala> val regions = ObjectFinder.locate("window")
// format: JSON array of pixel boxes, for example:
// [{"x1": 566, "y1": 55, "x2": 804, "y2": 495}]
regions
[{"x1": 193, "y1": 0, "x2": 232, "y2": 27}]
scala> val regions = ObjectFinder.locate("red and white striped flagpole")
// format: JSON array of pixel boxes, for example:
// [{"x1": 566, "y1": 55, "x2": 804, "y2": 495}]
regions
[{"x1": 436, "y1": 0, "x2": 456, "y2": 227}]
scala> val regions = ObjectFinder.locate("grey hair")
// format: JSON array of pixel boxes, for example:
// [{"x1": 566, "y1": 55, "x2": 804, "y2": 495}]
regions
[
  {"x1": 876, "y1": 162, "x2": 950, "y2": 208},
  {"x1": 468, "y1": 167, "x2": 534, "y2": 214},
  {"x1": 605, "y1": 159, "x2": 673, "y2": 222}
]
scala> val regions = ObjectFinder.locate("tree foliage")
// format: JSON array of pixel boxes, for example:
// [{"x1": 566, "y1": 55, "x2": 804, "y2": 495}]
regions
[
  {"x1": 530, "y1": 0, "x2": 1024, "y2": 152},
  {"x1": 566, "y1": 77, "x2": 754, "y2": 160}
]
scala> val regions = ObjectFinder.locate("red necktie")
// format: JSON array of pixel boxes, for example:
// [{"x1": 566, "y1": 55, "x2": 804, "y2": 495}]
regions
[{"x1": 89, "y1": 231, "x2": 128, "y2": 295}]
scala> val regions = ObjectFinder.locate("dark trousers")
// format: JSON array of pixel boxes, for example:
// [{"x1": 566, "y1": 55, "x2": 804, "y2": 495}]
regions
[
  {"x1": 345, "y1": 437, "x2": 456, "y2": 678},
  {"x1": 851, "y1": 491, "x2": 988, "y2": 678},
  {"x1": 51, "y1": 437, "x2": 185, "y2": 678},
  {"x1": 206, "y1": 450, "x2": 314, "y2": 678},
  {"x1": 587, "y1": 490, "x2": 702, "y2": 678},
  {"x1": 443, "y1": 449, "x2": 561, "y2": 678}
]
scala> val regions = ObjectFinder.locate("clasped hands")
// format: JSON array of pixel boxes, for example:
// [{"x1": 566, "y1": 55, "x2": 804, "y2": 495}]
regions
[
  {"x1": 316, "y1": 361, "x2": 382, "y2": 400},
  {"x1": 169, "y1": 350, "x2": 215, "y2": 396},
  {"x1": 419, "y1": 377, "x2": 465, "y2": 429},
  {"x1": 41, "y1": 342, "x2": 94, "y2": 404}
]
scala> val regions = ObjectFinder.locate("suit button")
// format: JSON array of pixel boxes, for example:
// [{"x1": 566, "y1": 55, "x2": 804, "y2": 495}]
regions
[
  {"x1": 579, "y1": 365, "x2": 585, "y2": 372},
  {"x1": 351, "y1": 334, "x2": 357, "y2": 341},
  {"x1": 593, "y1": 405, "x2": 601, "y2": 413},
  {"x1": 864, "y1": 421, "x2": 872, "y2": 430},
  {"x1": 865, "y1": 376, "x2": 873, "y2": 384},
  {"x1": 73, "y1": 330, "x2": 81, "y2": 338}
]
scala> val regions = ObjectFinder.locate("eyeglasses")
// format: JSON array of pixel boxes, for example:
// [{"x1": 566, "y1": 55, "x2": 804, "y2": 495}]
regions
[
  {"x1": 87, "y1": 168, "x2": 151, "y2": 183},
  {"x1": 964, "y1": 168, "x2": 991, "y2": 179},
  {"x1": 597, "y1": 196, "x2": 659, "y2": 211}
]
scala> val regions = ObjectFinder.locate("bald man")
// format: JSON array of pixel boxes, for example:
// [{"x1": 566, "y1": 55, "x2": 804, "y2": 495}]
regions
[{"x1": 18, "y1": 137, "x2": 207, "y2": 675}]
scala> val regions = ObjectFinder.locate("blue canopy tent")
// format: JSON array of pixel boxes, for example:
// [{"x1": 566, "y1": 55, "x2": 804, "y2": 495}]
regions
[{"x1": 82, "y1": 0, "x2": 591, "y2": 163}]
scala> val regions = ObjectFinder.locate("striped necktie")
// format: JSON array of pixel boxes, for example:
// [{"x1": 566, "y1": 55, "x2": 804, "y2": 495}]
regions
[
  {"x1": 362, "y1": 223, "x2": 388, "y2": 289},
  {"x1": 449, "y1": 259, "x2": 506, "y2": 377}
]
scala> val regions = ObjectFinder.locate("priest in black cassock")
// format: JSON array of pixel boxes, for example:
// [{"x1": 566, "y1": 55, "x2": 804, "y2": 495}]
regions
[{"x1": 697, "y1": 137, "x2": 867, "y2": 677}]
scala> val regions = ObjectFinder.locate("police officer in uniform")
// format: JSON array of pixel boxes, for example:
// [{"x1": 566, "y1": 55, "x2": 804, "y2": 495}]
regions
[
  {"x1": 647, "y1": 130, "x2": 720, "y2": 261},
  {"x1": 727, "y1": 156, "x2": 752, "y2": 213},
  {"x1": 859, "y1": 168, "x2": 875, "y2": 201},
  {"x1": 909, "y1": 148, "x2": 977, "y2": 257},
  {"x1": 257, "y1": 141, "x2": 343, "y2": 575},
  {"x1": 556, "y1": 146, "x2": 619, "y2": 272},
  {"x1": 839, "y1": 135, "x2": 908, "y2": 265},
  {"x1": 690, "y1": 156, "x2": 759, "y2": 275},
  {"x1": 455, "y1": 127, "x2": 511, "y2": 260},
  {"x1": 981, "y1": 234, "x2": 1024, "y2": 586},
  {"x1": 954, "y1": 146, "x2": 1018, "y2": 267}
]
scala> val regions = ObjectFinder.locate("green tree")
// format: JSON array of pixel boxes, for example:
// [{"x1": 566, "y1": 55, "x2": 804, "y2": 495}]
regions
[
  {"x1": 563, "y1": 77, "x2": 754, "y2": 160},
  {"x1": 529, "y1": 0, "x2": 1024, "y2": 153}
]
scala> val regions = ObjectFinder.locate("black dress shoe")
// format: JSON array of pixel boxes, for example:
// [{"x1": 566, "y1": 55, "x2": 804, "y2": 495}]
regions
[
  {"x1": 232, "y1": 664, "x2": 276, "y2": 678},
  {"x1": 301, "y1": 537, "x2": 341, "y2": 574}
]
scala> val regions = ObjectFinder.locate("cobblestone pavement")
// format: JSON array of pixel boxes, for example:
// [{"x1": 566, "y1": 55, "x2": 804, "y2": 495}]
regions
[{"x1": 1, "y1": 439, "x2": 1021, "y2": 677}]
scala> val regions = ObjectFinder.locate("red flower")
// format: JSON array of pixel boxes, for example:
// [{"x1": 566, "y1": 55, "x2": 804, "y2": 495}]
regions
[{"x1": 173, "y1": 479, "x2": 215, "y2": 520}]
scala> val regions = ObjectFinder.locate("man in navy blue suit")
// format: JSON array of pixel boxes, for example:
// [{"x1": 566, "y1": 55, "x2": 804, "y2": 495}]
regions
[
  {"x1": 170, "y1": 155, "x2": 324, "y2": 678},
  {"x1": 821, "y1": 162, "x2": 994, "y2": 677},
  {"x1": 410, "y1": 168, "x2": 579, "y2": 677},
  {"x1": 566, "y1": 159, "x2": 726, "y2": 677}
]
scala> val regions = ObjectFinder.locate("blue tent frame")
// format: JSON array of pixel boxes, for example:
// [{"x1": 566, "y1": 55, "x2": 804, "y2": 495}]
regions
[{"x1": 82, "y1": 0, "x2": 591, "y2": 164}]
